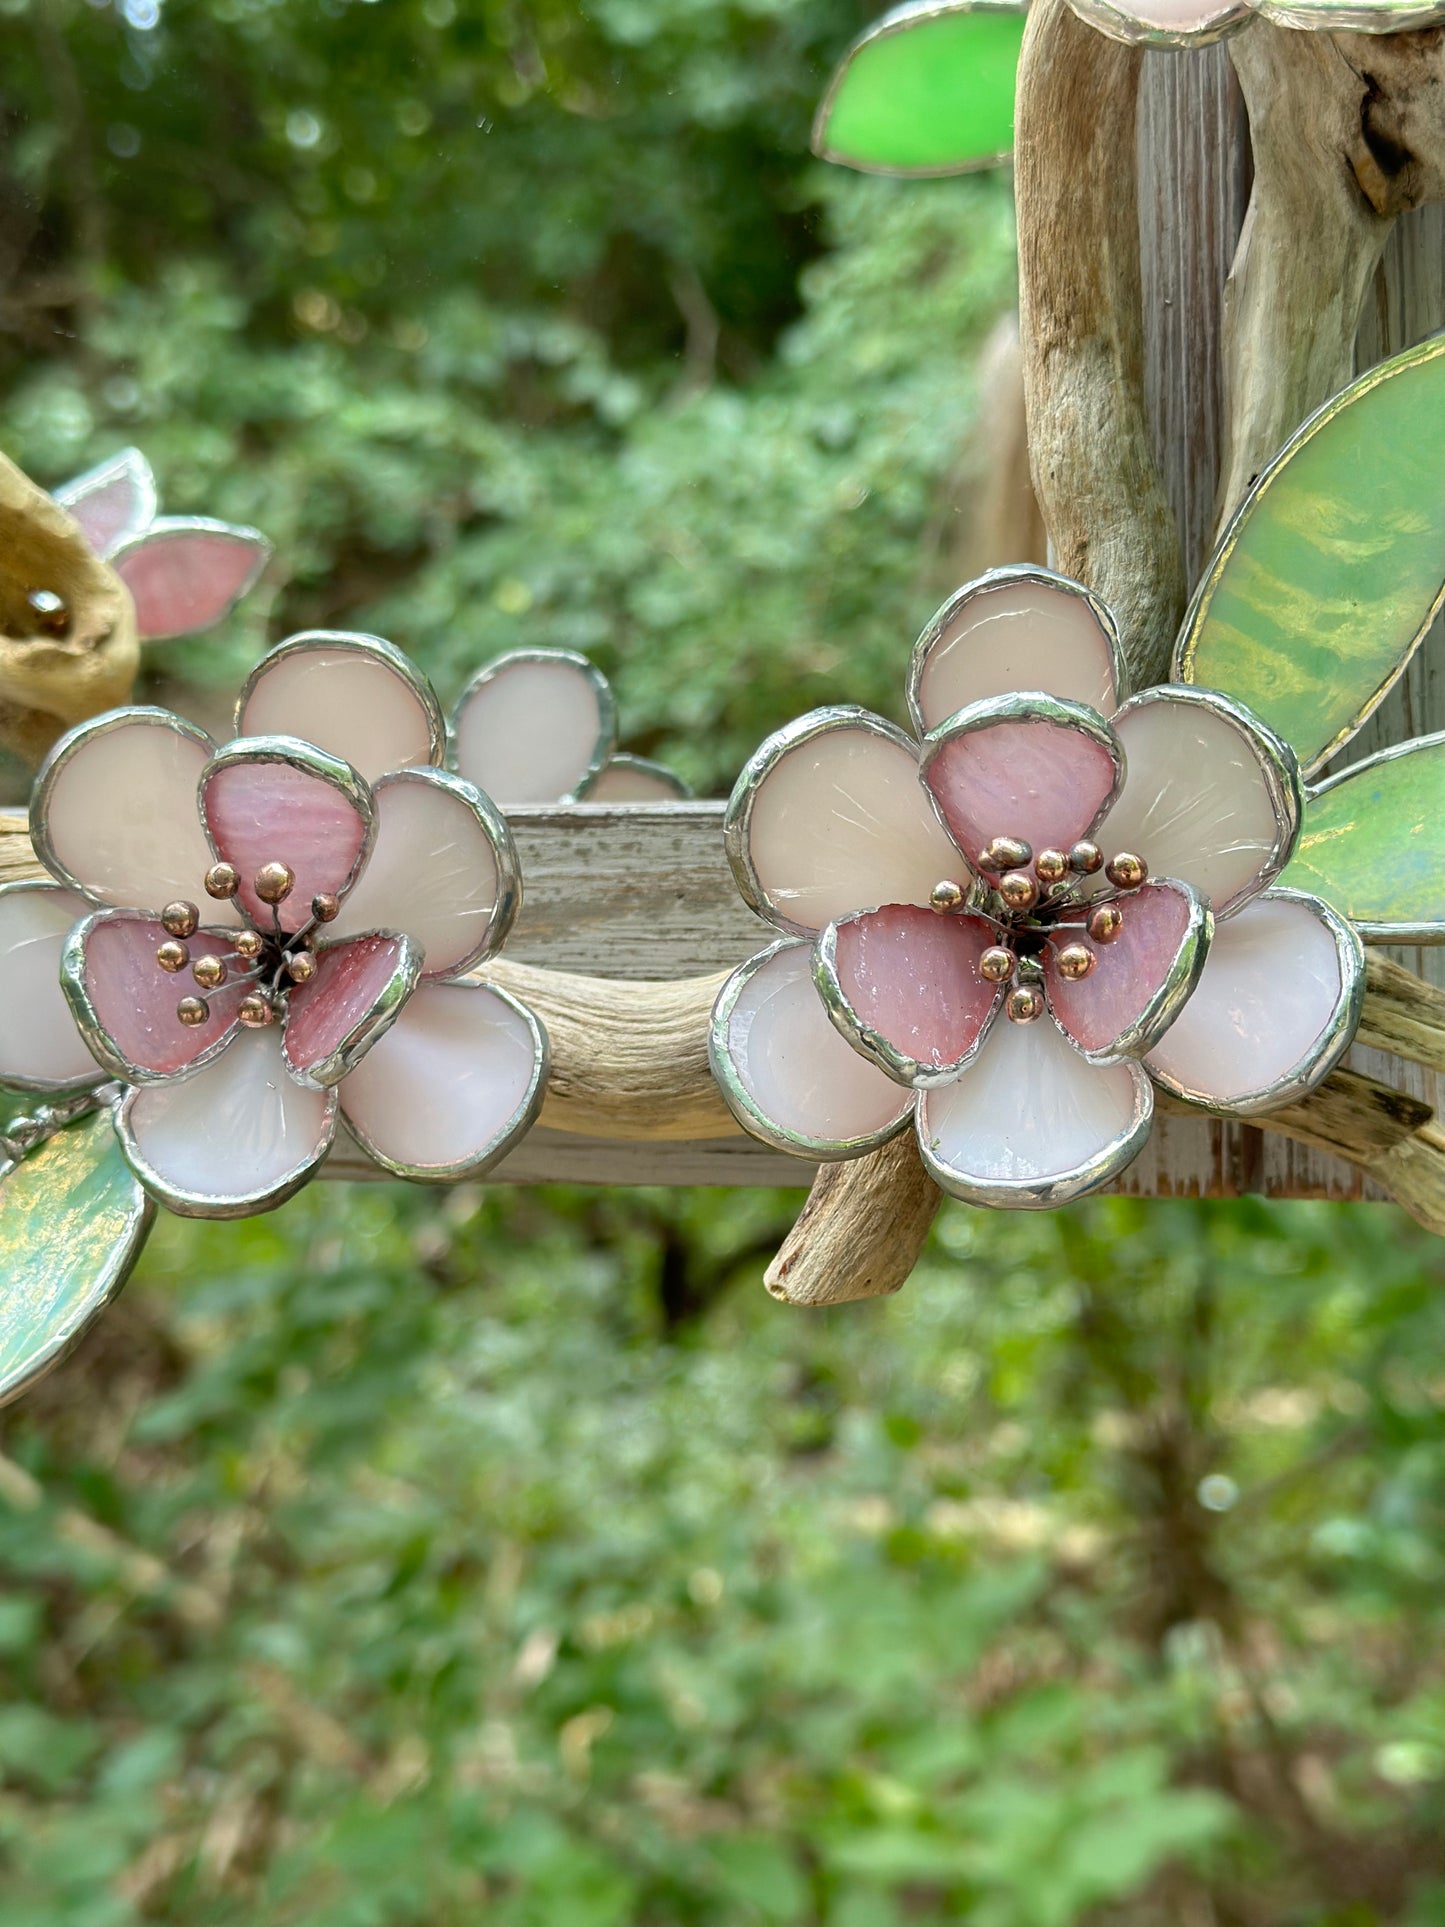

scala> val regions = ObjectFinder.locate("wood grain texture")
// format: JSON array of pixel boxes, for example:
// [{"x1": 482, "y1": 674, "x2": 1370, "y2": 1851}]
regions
[
  {"x1": 1015, "y1": 0, "x2": 1185, "y2": 689},
  {"x1": 764, "y1": 1129, "x2": 940, "y2": 1307}
]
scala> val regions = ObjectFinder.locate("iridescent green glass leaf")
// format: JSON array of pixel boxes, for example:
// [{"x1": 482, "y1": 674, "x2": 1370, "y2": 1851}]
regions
[
  {"x1": 1176, "y1": 334, "x2": 1445, "y2": 778},
  {"x1": 0, "y1": 1109, "x2": 153, "y2": 1407},
  {"x1": 1281, "y1": 735, "x2": 1445, "y2": 941},
  {"x1": 812, "y1": 1, "x2": 1026, "y2": 178}
]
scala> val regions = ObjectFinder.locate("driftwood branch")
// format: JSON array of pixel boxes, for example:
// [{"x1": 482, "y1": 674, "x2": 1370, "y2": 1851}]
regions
[
  {"x1": 1015, "y1": 0, "x2": 1185, "y2": 690},
  {"x1": 1218, "y1": 22, "x2": 1445, "y2": 528},
  {"x1": 0, "y1": 452, "x2": 137, "y2": 764}
]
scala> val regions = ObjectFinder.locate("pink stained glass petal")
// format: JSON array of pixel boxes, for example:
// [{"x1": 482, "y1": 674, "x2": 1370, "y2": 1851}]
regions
[
  {"x1": 911, "y1": 573, "x2": 1122, "y2": 734},
  {"x1": 824, "y1": 905, "x2": 1000, "y2": 1082},
  {"x1": 237, "y1": 636, "x2": 443, "y2": 783},
  {"x1": 76, "y1": 914, "x2": 237, "y2": 1078},
  {"x1": 1044, "y1": 880, "x2": 1203, "y2": 1060},
  {"x1": 327, "y1": 772, "x2": 507, "y2": 980},
  {"x1": 202, "y1": 753, "x2": 370, "y2": 935},
  {"x1": 713, "y1": 940, "x2": 913, "y2": 1155},
  {"x1": 36, "y1": 712, "x2": 235, "y2": 917},
  {"x1": 0, "y1": 885, "x2": 102, "y2": 1089},
  {"x1": 54, "y1": 449, "x2": 156, "y2": 556},
  {"x1": 736, "y1": 716, "x2": 966, "y2": 934},
  {"x1": 340, "y1": 981, "x2": 545, "y2": 1179},
  {"x1": 111, "y1": 521, "x2": 269, "y2": 641},
  {"x1": 1145, "y1": 893, "x2": 1358, "y2": 1111},
  {"x1": 118, "y1": 1025, "x2": 335, "y2": 1217},
  {"x1": 922, "y1": 704, "x2": 1121, "y2": 864},
  {"x1": 281, "y1": 934, "x2": 418, "y2": 1087}
]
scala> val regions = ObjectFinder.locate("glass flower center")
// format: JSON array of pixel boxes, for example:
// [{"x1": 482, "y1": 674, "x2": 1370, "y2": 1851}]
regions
[
  {"x1": 936, "y1": 833, "x2": 1151, "y2": 1024},
  {"x1": 155, "y1": 860, "x2": 341, "y2": 1033}
]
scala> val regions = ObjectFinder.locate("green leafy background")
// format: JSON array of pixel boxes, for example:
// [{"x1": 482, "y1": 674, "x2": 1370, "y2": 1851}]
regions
[{"x1": 1, "y1": 2, "x2": 1444, "y2": 1922}]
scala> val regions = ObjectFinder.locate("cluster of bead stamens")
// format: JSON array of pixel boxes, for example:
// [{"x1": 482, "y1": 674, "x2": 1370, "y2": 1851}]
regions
[
  {"x1": 930, "y1": 830, "x2": 1150, "y2": 1023},
  {"x1": 153, "y1": 860, "x2": 339, "y2": 1032}
]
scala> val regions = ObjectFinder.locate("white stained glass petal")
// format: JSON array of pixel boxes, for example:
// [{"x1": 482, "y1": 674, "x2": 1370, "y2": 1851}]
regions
[
  {"x1": 586, "y1": 755, "x2": 690, "y2": 803},
  {"x1": 341, "y1": 982, "x2": 544, "y2": 1179},
  {"x1": 733, "y1": 715, "x2": 964, "y2": 934},
  {"x1": 0, "y1": 885, "x2": 101, "y2": 1089},
  {"x1": 237, "y1": 634, "x2": 444, "y2": 782},
  {"x1": 1067, "y1": 0, "x2": 1247, "y2": 40},
  {"x1": 328, "y1": 772, "x2": 511, "y2": 979},
  {"x1": 453, "y1": 652, "x2": 615, "y2": 805},
  {"x1": 917, "y1": 1013, "x2": 1151, "y2": 1207},
  {"x1": 118, "y1": 1025, "x2": 335, "y2": 1217},
  {"x1": 712, "y1": 941, "x2": 913, "y2": 1156},
  {"x1": 35, "y1": 712, "x2": 238, "y2": 920},
  {"x1": 1145, "y1": 893, "x2": 1359, "y2": 1112},
  {"x1": 910, "y1": 571, "x2": 1122, "y2": 734},
  {"x1": 53, "y1": 448, "x2": 157, "y2": 556},
  {"x1": 1104, "y1": 691, "x2": 1299, "y2": 915}
]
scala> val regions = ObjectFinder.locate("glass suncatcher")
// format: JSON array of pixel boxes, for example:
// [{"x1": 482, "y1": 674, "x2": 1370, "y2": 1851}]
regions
[{"x1": 709, "y1": 332, "x2": 1445, "y2": 1204}]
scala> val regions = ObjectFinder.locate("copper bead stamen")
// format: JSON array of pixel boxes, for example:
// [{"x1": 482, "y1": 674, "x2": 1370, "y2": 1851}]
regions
[
  {"x1": 234, "y1": 928, "x2": 265, "y2": 961},
  {"x1": 998, "y1": 870, "x2": 1039, "y2": 913},
  {"x1": 1088, "y1": 903, "x2": 1125, "y2": 945},
  {"x1": 311, "y1": 892, "x2": 341, "y2": 923},
  {"x1": 1006, "y1": 984, "x2": 1044, "y2": 1025},
  {"x1": 1034, "y1": 849, "x2": 1068, "y2": 886},
  {"x1": 979, "y1": 835, "x2": 1032, "y2": 874},
  {"x1": 929, "y1": 879, "x2": 965, "y2": 915},
  {"x1": 192, "y1": 954, "x2": 227, "y2": 990},
  {"x1": 286, "y1": 951, "x2": 318, "y2": 985},
  {"x1": 1056, "y1": 942, "x2": 1097, "y2": 981},
  {"x1": 156, "y1": 940, "x2": 189, "y2": 974},
  {"x1": 1068, "y1": 841, "x2": 1103, "y2": 876},
  {"x1": 254, "y1": 861, "x2": 296, "y2": 906},
  {"x1": 239, "y1": 991, "x2": 277, "y2": 1029},
  {"x1": 980, "y1": 946, "x2": 1015, "y2": 984},
  {"x1": 161, "y1": 901, "x2": 199, "y2": 939},
  {"x1": 1105, "y1": 851, "x2": 1147, "y2": 891},
  {"x1": 177, "y1": 996, "x2": 210, "y2": 1028},
  {"x1": 205, "y1": 862, "x2": 240, "y2": 900}
]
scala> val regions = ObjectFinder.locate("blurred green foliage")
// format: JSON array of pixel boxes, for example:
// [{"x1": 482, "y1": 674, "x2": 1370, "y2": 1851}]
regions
[{"x1": 1, "y1": 0, "x2": 1442, "y2": 1921}]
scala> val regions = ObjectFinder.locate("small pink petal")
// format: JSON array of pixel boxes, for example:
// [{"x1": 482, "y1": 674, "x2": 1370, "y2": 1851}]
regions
[
  {"x1": 118, "y1": 1025, "x2": 335, "y2": 1217},
  {"x1": 73, "y1": 914, "x2": 236, "y2": 1078},
  {"x1": 922, "y1": 701, "x2": 1121, "y2": 865},
  {"x1": 202, "y1": 751, "x2": 370, "y2": 934},
  {"x1": 340, "y1": 981, "x2": 546, "y2": 1178},
  {"x1": 54, "y1": 448, "x2": 156, "y2": 556},
  {"x1": 0, "y1": 883, "x2": 102, "y2": 1089},
  {"x1": 1045, "y1": 880, "x2": 1205, "y2": 1060},
  {"x1": 823, "y1": 905, "x2": 1000, "y2": 1082},
  {"x1": 712, "y1": 940, "x2": 912, "y2": 1155},
  {"x1": 911, "y1": 571, "x2": 1123, "y2": 734},
  {"x1": 735, "y1": 712, "x2": 965, "y2": 934},
  {"x1": 36, "y1": 710, "x2": 234, "y2": 916},
  {"x1": 237, "y1": 633, "x2": 443, "y2": 782},
  {"x1": 112, "y1": 519, "x2": 269, "y2": 641},
  {"x1": 586, "y1": 756, "x2": 689, "y2": 803},
  {"x1": 281, "y1": 934, "x2": 419, "y2": 1087},
  {"x1": 452, "y1": 651, "x2": 615, "y2": 805},
  {"x1": 1145, "y1": 892, "x2": 1361, "y2": 1111}
]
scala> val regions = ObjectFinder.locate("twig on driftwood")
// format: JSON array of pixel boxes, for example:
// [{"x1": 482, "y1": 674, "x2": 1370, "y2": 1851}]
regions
[{"x1": 1015, "y1": 0, "x2": 1185, "y2": 690}]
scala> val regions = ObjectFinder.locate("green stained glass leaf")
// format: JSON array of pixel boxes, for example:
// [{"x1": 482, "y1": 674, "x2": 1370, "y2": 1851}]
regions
[
  {"x1": 0, "y1": 1109, "x2": 153, "y2": 1407},
  {"x1": 811, "y1": 0, "x2": 1026, "y2": 178},
  {"x1": 1282, "y1": 734, "x2": 1445, "y2": 941},
  {"x1": 1176, "y1": 333, "x2": 1445, "y2": 779}
]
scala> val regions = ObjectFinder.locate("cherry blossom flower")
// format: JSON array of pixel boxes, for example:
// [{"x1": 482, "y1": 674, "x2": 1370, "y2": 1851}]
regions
[
  {"x1": 451, "y1": 649, "x2": 690, "y2": 803},
  {"x1": 710, "y1": 566, "x2": 1364, "y2": 1208},
  {"x1": 55, "y1": 447, "x2": 270, "y2": 644},
  {"x1": 0, "y1": 631, "x2": 546, "y2": 1216}
]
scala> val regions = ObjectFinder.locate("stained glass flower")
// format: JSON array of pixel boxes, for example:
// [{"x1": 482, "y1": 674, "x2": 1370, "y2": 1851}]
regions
[
  {"x1": 0, "y1": 631, "x2": 546, "y2": 1217},
  {"x1": 710, "y1": 567, "x2": 1364, "y2": 1208},
  {"x1": 55, "y1": 446, "x2": 270, "y2": 643},
  {"x1": 450, "y1": 648, "x2": 690, "y2": 804}
]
